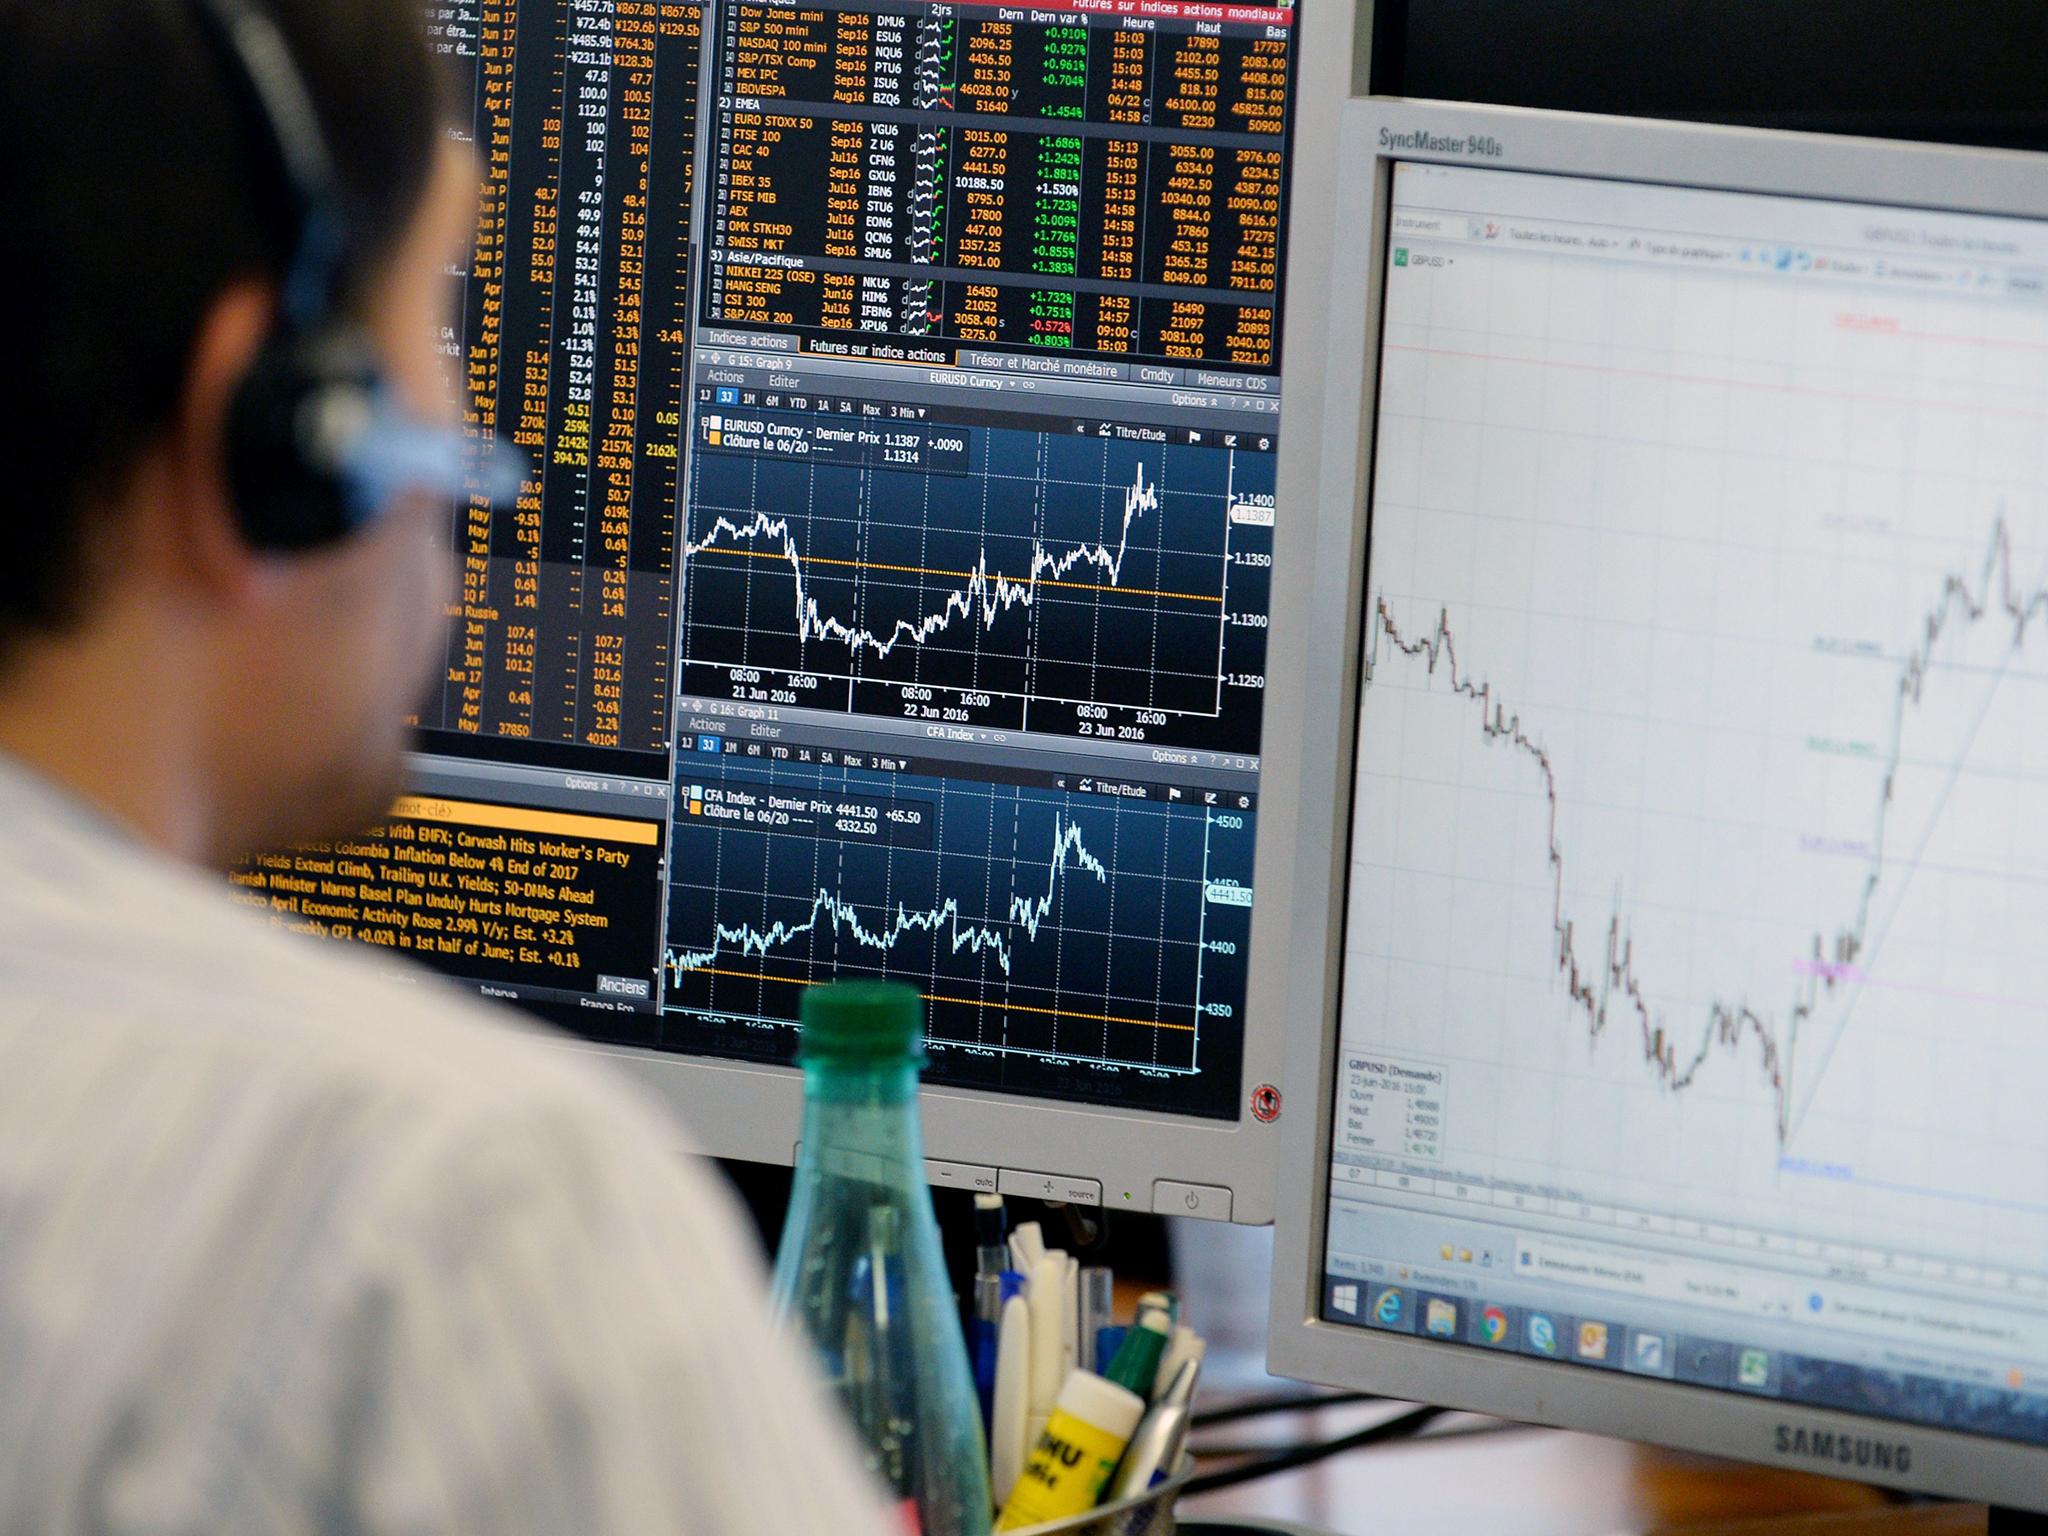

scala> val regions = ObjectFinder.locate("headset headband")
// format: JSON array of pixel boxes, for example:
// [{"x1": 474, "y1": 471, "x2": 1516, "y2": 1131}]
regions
[
  {"x1": 176, "y1": 0, "x2": 529, "y2": 538},
  {"x1": 179, "y1": 0, "x2": 349, "y2": 331}
]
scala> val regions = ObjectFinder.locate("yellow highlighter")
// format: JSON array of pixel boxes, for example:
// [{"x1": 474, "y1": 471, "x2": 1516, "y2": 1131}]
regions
[{"x1": 995, "y1": 1369, "x2": 1147, "y2": 1531}]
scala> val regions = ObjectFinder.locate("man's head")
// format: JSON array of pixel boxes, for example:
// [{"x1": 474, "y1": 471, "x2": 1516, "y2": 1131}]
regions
[{"x1": 0, "y1": 0, "x2": 469, "y2": 863}]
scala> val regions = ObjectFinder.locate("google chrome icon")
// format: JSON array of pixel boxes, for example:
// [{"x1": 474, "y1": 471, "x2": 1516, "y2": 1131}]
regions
[{"x1": 1480, "y1": 1305, "x2": 1510, "y2": 1345}]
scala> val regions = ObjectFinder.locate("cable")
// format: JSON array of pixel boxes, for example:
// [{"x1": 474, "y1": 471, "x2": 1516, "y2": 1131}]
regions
[
  {"x1": 1189, "y1": 1389, "x2": 1381, "y2": 1428},
  {"x1": 1177, "y1": 1404, "x2": 1448, "y2": 1498},
  {"x1": 1191, "y1": 1414, "x2": 1518, "y2": 1458},
  {"x1": 1045, "y1": 1199, "x2": 1109, "y2": 1256}
]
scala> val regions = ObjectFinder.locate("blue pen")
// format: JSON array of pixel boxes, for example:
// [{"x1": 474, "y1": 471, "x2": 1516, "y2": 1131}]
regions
[
  {"x1": 969, "y1": 1247, "x2": 1015, "y2": 1426},
  {"x1": 971, "y1": 1275, "x2": 1002, "y2": 1426}
]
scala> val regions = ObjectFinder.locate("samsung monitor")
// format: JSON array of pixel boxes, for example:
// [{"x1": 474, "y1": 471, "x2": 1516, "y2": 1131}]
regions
[
  {"x1": 1265, "y1": 97, "x2": 2048, "y2": 1502},
  {"x1": 230, "y1": 0, "x2": 1369, "y2": 1223}
]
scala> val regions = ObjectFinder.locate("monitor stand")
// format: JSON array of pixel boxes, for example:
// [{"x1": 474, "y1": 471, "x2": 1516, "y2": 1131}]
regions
[{"x1": 1990, "y1": 1511, "x2": 2048, "y2": 1534}]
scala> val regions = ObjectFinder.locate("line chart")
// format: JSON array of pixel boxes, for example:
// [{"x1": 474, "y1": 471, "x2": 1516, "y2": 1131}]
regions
[
  {"x1": 666, "y1": 812, "x2": 1112, "y2": 981},
  {"x1": 676, "y1": 409, "x2": 1276, "y2": 753},
  {"x1": 1365, "y1": 511, "x2": 2048, "y2": 1149},
  {"x1": 657, "y1": 757, "x2": 1254, "y2": 1118},
  {"x1": 685, "y1": 460, "x2": 1180, "y2": 661},
  {"x1": 1330, "y1": 157, "x2": 2048, "y2": 1314}
]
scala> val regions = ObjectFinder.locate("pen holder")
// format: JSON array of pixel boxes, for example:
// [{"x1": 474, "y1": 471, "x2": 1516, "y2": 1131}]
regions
[{"x1": 1003, "y1": 1452, "x2": 1196, "y2": 1536}]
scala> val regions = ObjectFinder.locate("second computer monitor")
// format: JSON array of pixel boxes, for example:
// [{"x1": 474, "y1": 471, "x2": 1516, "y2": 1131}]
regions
[{"x1": 1266, "y1": 98, "x2": 2048, "y2": 1504}]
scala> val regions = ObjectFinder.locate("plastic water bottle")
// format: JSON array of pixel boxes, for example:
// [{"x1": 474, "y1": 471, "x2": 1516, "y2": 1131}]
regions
[{"x1": 771, "y1": 981, "x2": 993, "y2": 1536}]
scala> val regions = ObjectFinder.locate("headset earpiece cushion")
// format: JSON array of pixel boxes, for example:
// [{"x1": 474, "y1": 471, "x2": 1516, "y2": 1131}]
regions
[{"x1": 227, "y1": 326, "x2": 388, "y2": 553}]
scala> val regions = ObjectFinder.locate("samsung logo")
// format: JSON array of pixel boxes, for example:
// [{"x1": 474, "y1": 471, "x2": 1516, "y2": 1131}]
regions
[
  {"x1": 1774, "y1": 1426, "x2": 1913, "y2": 1474},
  {"x1": 1377, "y1": 127, "x2": 1505, "y2": 158}
]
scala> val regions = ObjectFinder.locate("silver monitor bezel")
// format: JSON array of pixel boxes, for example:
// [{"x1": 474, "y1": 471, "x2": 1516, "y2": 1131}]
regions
[
  {"x1": 1265, "y1": 96, "x2": 2048, "y2": 1500},
  {"x1": 560, "y1": 0, "x2": 1376, "y2": 1227}
]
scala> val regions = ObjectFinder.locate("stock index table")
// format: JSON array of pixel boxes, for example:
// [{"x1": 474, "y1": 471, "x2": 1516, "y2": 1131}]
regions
[{"x1": 701, "y1": 0, "x2": 1297, "y2": 368}]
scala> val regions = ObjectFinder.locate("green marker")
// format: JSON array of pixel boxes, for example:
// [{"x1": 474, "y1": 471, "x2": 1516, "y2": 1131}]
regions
[{"x1": 1103, "y1": 1303, "x2": 1172, "y2": 1397}]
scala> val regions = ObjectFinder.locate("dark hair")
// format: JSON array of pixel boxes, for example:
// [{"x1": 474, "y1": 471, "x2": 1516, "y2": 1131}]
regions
[{"x1": 0, "y1": 0, "x2": 446, "y2": 650}]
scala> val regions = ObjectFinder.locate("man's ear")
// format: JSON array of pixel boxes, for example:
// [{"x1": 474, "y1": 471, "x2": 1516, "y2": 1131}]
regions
[{"x1": 156, "y1": 279, "x2": 277, "y2": 601}]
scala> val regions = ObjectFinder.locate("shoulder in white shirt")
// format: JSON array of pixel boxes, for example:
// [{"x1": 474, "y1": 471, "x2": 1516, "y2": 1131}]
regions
[{"x1": 0, "y1": 756, "x2": 895, "y2": 1536}]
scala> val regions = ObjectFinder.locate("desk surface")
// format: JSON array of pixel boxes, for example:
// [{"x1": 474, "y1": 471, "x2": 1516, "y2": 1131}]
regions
[{"x1": 1178, "y1": 1406, "x2": 1989, "y2": 1535}]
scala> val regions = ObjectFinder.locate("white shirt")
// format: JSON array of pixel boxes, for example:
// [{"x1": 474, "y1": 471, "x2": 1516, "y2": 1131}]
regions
[{"x1": 0, "y1": 756, "x2": 895, "y2": 1535}]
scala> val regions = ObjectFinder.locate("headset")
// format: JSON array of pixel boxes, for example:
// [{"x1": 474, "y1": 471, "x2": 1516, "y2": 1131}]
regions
[{"x1": 179, "y1": 0, "x2": 523, "y2": 552}]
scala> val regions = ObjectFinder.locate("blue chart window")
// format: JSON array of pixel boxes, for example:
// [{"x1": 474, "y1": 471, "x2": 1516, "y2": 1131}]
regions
[
  {"x1": 680, "y1": 409, "x2": 1275, "y2": 752},
  {"x1": 662, "y1": 755, "x2": 1254, "y2": 1117}
]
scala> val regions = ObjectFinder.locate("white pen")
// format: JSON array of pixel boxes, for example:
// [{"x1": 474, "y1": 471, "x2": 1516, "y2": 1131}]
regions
[
  {"x1": 1026, "y1": 1251, "x2": 1067, "y2": 1449},
  {"x1": 1062, "y1": 1254, "x2": 1080, "y2": 1380},
  {"x1": 991, "y1": 1293, "x2": 1032, "y2": 1506},
  {"x1": 1007, "y1": 1220, "x2": 1046, "y2": 1275}
]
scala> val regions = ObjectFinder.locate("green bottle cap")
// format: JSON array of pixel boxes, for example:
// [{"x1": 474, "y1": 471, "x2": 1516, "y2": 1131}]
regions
[
  {"x1": 799, "y1": 980, "x2": 925, "y2": 1065},
  {"x1": 1103, "y1": 1307, "x2": 1171, "y2": 1396}
]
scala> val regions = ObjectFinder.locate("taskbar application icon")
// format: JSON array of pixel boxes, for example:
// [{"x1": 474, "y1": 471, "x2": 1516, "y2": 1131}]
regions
[
  {"x1": 1736, "y1": 1347, "x2": 1778, "y2": 1394},
  {"x1": 1575, "y1": 1319, "x2": 1620, "y2": 1369},
  {"x1": 1627, "y1": 1329, "x2": 1672, "y2": 1378},
  {"x1": 1369, "y1": 1285, "x2": 1413, "y2": 1333},
  {"x1": 1475, "y1": 1303, "x2": 1513, "y2": 1348}
]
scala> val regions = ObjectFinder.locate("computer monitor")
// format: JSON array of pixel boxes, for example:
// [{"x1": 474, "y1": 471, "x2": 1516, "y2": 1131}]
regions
[
  {"x1": 1265, "y1": 97, "x2": 2048, "y2": 1503},
  {"x1": 230, "y1": 0, "x2": 1367, "y2": 1223}
]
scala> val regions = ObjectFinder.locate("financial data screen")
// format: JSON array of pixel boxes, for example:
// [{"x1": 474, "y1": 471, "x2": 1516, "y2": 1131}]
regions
[
  {"x1": 662, "y1": 0, "x2": 1296, "y2": 1117},
  {"x1": 694, "y1": 0, "x2": 1289, "y2": 368},
  {"x1": 231, "y1": 0, "x2": 1303, "y2": 1125},
  {"x1": 1321, "y1": 162, "x2": 2048, "y2": 1444},
  {"x1": 419, "y1": 0, "x2": 705, "y2": 769}
]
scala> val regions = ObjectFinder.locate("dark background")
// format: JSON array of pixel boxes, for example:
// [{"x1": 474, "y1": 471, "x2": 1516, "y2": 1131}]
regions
[{"x1": 1371, "y1": 0, "x2": 2048, "y2": 151}]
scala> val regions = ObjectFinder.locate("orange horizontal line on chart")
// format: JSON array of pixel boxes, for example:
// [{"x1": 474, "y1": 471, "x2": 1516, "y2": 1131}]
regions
[
  {"x1": 689, "y1": 965, "x2": 1199, "y2": 1033},
  {"x1": 691, "y1": 545, "x2": 1223, "y2": 605}
]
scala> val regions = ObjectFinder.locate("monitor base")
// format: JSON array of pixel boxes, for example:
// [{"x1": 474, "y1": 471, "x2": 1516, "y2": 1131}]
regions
[{"x1": 1989, "y1": 1510, "x2": 2048, "y2": 1533}]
